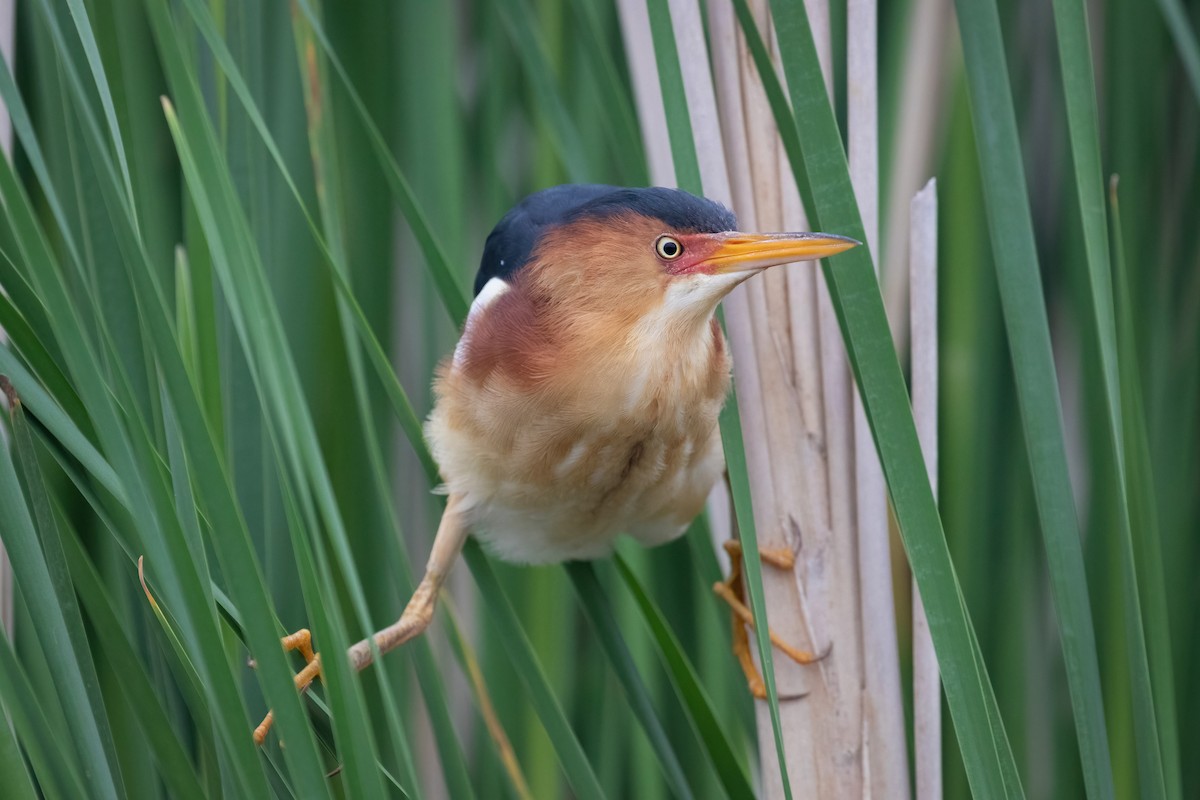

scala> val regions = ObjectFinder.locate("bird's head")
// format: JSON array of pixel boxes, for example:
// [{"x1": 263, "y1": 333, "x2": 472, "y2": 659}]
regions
[{"x1": 460, "y1": 185, "x2": 858, "y2": 383}]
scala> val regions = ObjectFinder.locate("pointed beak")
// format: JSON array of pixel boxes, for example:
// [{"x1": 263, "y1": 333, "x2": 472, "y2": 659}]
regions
[{"x1": 700, "y1": 232, "x2": 860, "y2": 274}]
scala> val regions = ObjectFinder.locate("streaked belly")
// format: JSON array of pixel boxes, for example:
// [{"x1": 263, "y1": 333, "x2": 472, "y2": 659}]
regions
[{"x1": 428, "y1": 405, "x2": 725, "y2": 564}]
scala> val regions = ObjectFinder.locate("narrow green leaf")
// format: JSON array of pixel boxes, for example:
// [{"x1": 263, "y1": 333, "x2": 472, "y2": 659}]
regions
[
  {"x1": 1153, "y1": 0, "x2": 1200, "y2": 105},
  {"x1": 642, "y1": 0, "x2": 701, "y2": 194},
  {"x1": 293, "y1": 8, "x2": 468, "y2": 793},
  {"x1": 1042, "y1": 0, "x2": 1128, "y2": 794},
  {"x1": 160, "y1": 384, "x2": 216, "y2": 612},
  {"x1": 168, "y1": 0, "x2": 439, "y2": 484},
  {"x1": 955, "y1": 0, "x2": 1152, "y2": 796},
  {"x1": 569, "y1": 0, "x2": 649, "y2": 183},
  {"x1": 148, "y1": 12, "x2": 430, "y2": 797},
  {"x1": 161, "y1": 95, "x2": 381, "y2": 799},
  {"x1": 0, "y1": 626, "x2": 90, "y2": 800},
  {"x1": 292, "y1": 0, "x2": 470, "y2": 326},
  {"x1": 54, "y1": 0, "x2": 138, "y2": 211},
  {"x1": 566, "y1": 562, "x2": 695, "y2": 800},
  {"x1": 439, "y1": 596, "x2": 534, "y2": 800},
  {"x1": 61, "y1": 532, "x2": 207, "y2": 800},
  {"x1": 1109, "y1": 178, "x2": 1183, "y2": 800},
  {"x1": 494, "y1": 0, "x2": 592, "y2": 182},
  {"x1": 293, "y1": 2, "x2": 422, "y2": 779},
  {"x1": 463, "y1": 542, "x2": 607, "y2": 800},
  {"x1": 0, "y1": 347, "x2": 123, "y2": 502},
  {"x1": 614, "y1": 555, "x2": 755, "y2": 800},
  {"x1": 26, "y1": 0, "x2": 140, "y2": 240},
  {"x1": 0, "y1": 18, "x2": 289, "y2": 795},
  {"x1": 0, "y1": 223, "x2": 63, "y2": 376},
  {"x1": 1, "y1": 388, "x2": 123, "y2": 800},
  {"x1": 0, "y1": 687, "x2": 38, "y2": 800},
  {"x1": 144, "y1": 13, "x2": 423, "y2": 794},
  {"x1": 175, "y1": 246, "x2": 200, "y2": 383},
  {"x1": 0, "y1": 273, "x2": 90, "y2": 434}
]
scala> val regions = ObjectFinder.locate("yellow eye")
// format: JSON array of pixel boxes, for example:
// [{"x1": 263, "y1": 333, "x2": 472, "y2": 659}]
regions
[{"x1": 655, "y1": 235, "x2": 683, "y2": 260}]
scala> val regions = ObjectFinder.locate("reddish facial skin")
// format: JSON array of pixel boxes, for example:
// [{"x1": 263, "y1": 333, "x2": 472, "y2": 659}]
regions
[{"x1": 660, "y1": 232, "x2": 728, "y2": 276}]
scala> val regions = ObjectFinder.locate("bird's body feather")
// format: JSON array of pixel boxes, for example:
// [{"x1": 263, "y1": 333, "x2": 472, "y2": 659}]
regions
[
  {"x1": 428, "y1": 264, "x2": 732, "y2": 563},
  {"x1": 426, "y1": 185, "x2": 855, "y2": 564}
]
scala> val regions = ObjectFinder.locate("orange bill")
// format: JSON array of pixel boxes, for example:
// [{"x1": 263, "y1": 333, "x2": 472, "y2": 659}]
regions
[{"x1": 701, "y1": 232, "x2": 860, "y2": 273}]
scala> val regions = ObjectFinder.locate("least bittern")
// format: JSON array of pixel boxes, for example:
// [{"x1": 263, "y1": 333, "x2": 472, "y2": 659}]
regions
[{"x1": 253, "y1": 185, "x2": 858, "y2": 743}]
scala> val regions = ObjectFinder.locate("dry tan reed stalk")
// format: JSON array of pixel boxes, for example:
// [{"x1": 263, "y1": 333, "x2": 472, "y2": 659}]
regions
[
  {"x1": 910, "y1": 179, "x2": 941, "y2": 800},
  {"x1": 729, "y1": 2, "x2": 829, "y2": 790},
  {"x1": 695, "y1": 12, "x2": 824, "y2": 769},
  {"x1": 848, "y1": 0, "x2": 911, "y2": 795},
  {"x1": 716, "y1": 0, "x2": 864, "y2": 795},
  {"x1": 778, "y1": 1, "x2": 867, "y2": 796},
  {"x1": 797, "y1": 10, "x2": 869, "y2": 793},
  {"x1": 615, "y1": 0, "x2": 677, "y2": 187},
  {"x1": 620, "y1": 1, "x2": 919, "y2": 794}
]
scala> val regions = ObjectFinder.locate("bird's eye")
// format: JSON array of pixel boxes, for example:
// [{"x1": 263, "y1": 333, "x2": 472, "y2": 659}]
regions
[{"x1": 655, "y1": 235, "x2": 683, "y2": 260}]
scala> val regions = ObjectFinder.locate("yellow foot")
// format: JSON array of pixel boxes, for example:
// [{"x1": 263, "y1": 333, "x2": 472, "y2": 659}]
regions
[
  {"x1": 714, "y1": 540, "x2": 828, "y2": 699},
  {"x1": 252, "y1": 629, "x2": 323, "y2": 745}
]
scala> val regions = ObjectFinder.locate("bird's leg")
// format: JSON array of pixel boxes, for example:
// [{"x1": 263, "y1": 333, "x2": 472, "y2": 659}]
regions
[
  {"x1": 347, "y1": 497, "x2": 469, "y2": 672},
  {"x1": 253, "y1": 496, "x2": 468, "y2": 744},
  {"x1": 713, "y1": 540, "x2": 825, "y2": 699},
  {"x1": 716, "y1": 548, "x2": 765, "y2": 698}
]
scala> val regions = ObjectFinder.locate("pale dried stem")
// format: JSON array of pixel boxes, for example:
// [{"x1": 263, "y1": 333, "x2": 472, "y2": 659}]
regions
[
  {"x1": 622, "y1": 1, "x2": 888, "y2": 794},
  {"x1": 670, "y1": 0, "x2": 731, "y2": 199},
  {"x1": 735, "y1": 0, "x2": 794, "y2": 567},
  {"x1": 803, "y1": 0, "x2": 835, "y2": 97},
  {"x1": 778, "y1": 2, "x2": 866, "y2": 796},
  {"x1": 615, "y1": 0, "x2": 676, "y2": 187},
  {"x1": 792, "y1": 7, "x2": 871, "y2": 795},
  {"x1": 728, "y1": 2, "x2": 826, "y2": 791},
  {"x1": 708, "y1": 3, "x2": 756, "y2": 228},
  {"x1": 721, "y1": 0, "x2": 865, "y2": 794},
  {"x1": 910, "y1": 179, "x2": 941, "y2": 800},
  {"x1": 849, "y1": 0, "x2": 911, "y2": 795}
]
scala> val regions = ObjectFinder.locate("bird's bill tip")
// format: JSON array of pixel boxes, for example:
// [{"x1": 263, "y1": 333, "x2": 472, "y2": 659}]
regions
[{"x1": 701, "y1": 231, "x2": 860, "y2": 273}]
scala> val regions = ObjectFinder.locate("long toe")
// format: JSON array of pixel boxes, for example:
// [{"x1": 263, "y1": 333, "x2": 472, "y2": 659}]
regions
[{"x1": 251, "y1": 630, "x2": 325, "y2": 745}]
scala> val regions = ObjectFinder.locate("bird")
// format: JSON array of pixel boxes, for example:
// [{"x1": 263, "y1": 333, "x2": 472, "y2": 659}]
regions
[{"x1": 253, "y1": 184, "x2": 859, "y2": 743}]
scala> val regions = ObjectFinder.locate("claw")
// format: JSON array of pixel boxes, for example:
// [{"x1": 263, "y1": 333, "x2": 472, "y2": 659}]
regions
[{"x1": 715, "y1": 539, "x2": 827, "y2": 699}]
